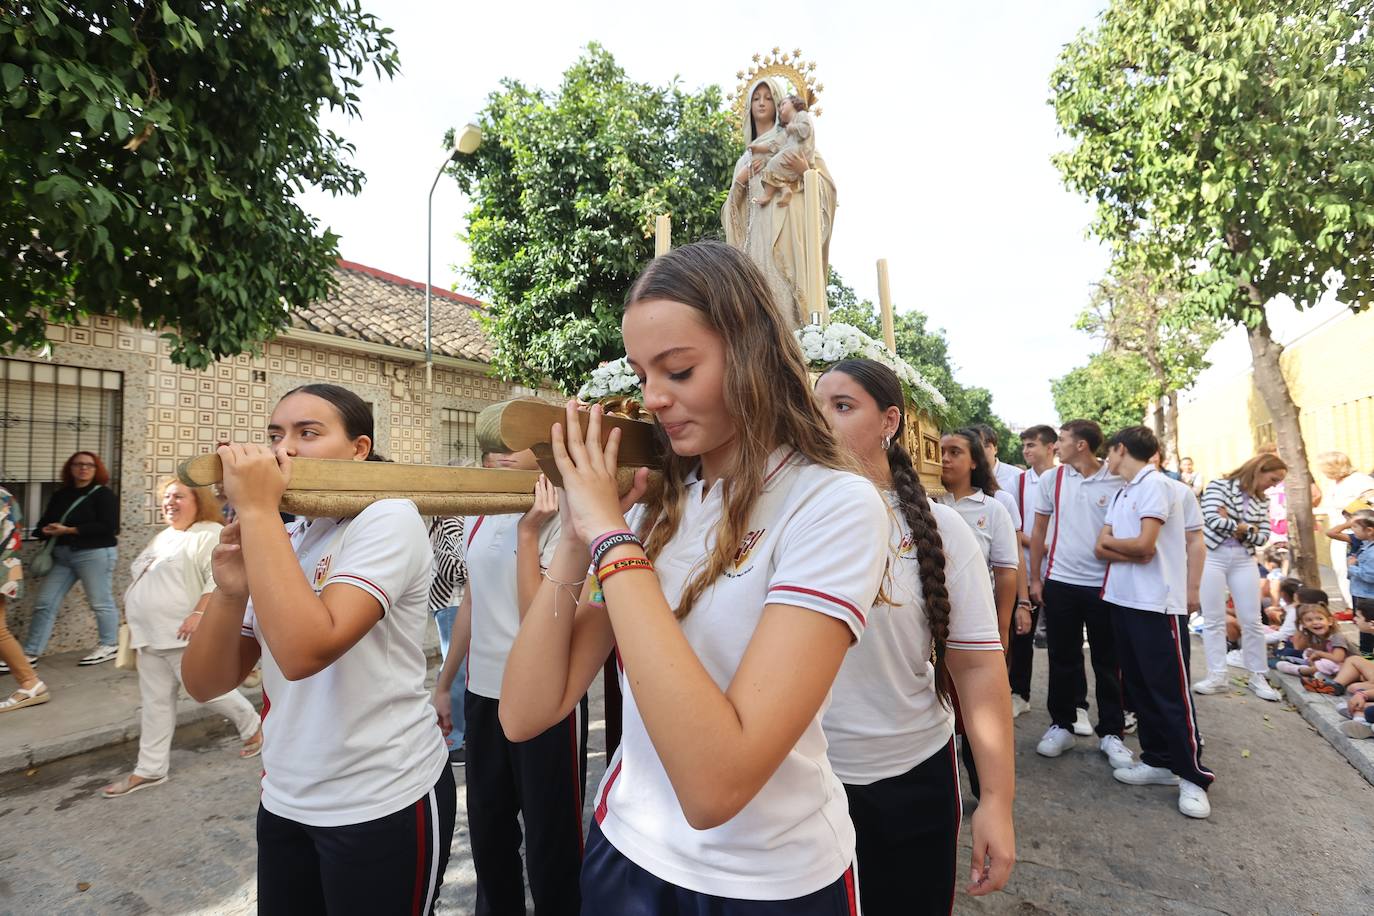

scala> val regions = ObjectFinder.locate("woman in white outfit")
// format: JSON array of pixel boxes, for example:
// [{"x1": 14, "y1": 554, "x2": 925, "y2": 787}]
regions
[
  {"x1": 101, "y1": 478, "x2": 261, "y2": 797},
  {"x1": 1194, "y1": 454, "x2": 1287, "y2": 702},
  {"x1": 1314, "y1": 451, "x2": 1374, "y2": 606}
]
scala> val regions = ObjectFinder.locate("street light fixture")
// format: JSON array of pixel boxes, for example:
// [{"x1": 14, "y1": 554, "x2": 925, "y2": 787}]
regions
[{"x1": 426, "y1": 122, "x2": 483, "y2": 389}]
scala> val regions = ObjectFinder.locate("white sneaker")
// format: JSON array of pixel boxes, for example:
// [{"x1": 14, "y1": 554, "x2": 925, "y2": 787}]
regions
[
  {"x1": 1339, "y1": 719, "x2": 1373, "y2": 740},
  {"x1": 1036, "y1": 725, "x2": 1075, "y2": 758},
  {"x1": 1010, "y1": 695, "x2": 1031, "y2": 719},
  {"x1": 1099, "y1": 735, "x2": 1134, "y2": 769},
  {"x1": 1123, "y1": 711, "x2": 1138, "y2": 734},
  {"x1": 1178, "y1": 781, "x2": 1211, "y2": 818},
  {"x1": 1247, "y1": 673, "x2": 1281, "y2": 702},
  {"x1": 1192, "y1": 674, "x2": 1229, "y2": 695},
  {"x1": 78, "y1": 644, "x2": 118, "y2": 666},
  {"x1": 1072, "y1": 708, "x2": 1094, "y2": 736},
  {"x1": 0, "y1": 655, "x2": 38, "y2": 674},
  {"x1": 1112, "y1": 762, "x2": 1180, "y2": 786},
  {"x1": 1187, "y1": 613, "x2": 1204, "y2": 635},
  {"x1": 1225, "y1": 649, "x2": 1247, "y2": 670}
]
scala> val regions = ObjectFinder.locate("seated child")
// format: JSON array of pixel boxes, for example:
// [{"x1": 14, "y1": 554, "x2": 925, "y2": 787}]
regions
[
  {"x1": 752, "y1": 94, "x2": 815, "y2": 208},
  {"x1": 1277, "y1": 603, "x2": 1351, "y2": 693},
  {"x1": 1324, "y1": 654, "x2": 1374, "y2": 698},
  {"x1": 1264, "y1": 577, "x2": 1303, "y2": 645},
  {"x1": 1341, "y1": 687, "x2": 1374, "y2": 740},
  {"x1": 1345, "y1": 513, "x2": 1374, "y2": 658}
]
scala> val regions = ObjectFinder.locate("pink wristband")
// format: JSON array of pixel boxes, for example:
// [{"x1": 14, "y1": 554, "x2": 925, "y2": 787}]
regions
[{"x1": 590, "y1": 528, "x2": 634, "y2": 556}]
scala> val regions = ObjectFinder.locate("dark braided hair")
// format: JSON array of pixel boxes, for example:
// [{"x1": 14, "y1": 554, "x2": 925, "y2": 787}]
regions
[{"x1": 825, "y1": 359, "x2": 954, "y2": 707}]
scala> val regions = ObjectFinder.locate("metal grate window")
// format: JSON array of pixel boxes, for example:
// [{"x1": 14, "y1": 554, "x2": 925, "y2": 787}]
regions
[
  {"x1": 0, "y1": 358, "x2": 123, "y2": 535},
  {"x1": 440, "y1": 408, "x2": 479, "y2": 466}
]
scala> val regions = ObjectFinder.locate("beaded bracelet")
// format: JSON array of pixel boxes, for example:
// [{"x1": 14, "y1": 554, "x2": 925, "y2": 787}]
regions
[
  {"x1": 591, "y1": 531, "x2": 642, "y2": 570},
  {"x1": 597, "y1": 557, "x2": 654, "y2": 585}
]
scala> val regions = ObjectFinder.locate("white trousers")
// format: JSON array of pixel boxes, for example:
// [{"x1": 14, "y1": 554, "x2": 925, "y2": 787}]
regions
[
  {"x1": 1200, "y1": 544, "x2": 1266, "y2": 678},
  {"x1": 134, "y1": 645, "x2": 260, "y2": 780},
  {"x1": 1330, "y1": 539, "x2": 1353, "y2": 607}
]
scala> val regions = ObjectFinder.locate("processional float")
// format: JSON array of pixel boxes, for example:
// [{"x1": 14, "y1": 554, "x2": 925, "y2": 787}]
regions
[{"x1": 178, "y1": 49, "x2": 946, "y2": 509}]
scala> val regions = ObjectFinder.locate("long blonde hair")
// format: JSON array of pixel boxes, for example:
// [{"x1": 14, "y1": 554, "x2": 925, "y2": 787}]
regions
[{"x1": 628, "y1": 241, "x2": 850, "y2": 619}]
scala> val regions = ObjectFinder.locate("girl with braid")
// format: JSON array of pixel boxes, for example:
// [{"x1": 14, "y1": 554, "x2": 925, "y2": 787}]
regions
[{"x1": 816, "y1": 359, "x2": 1016, "y2": 914}]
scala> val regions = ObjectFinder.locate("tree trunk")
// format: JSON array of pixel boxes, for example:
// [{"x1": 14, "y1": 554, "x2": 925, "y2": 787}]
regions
[
  {"x1": 1148, "y1": 397, "x2": 1166, "y2": 444},
  {"x1": 1245, "y1": 311, "x2": 1320, "y2": 584},
  {"x1": 1163, "y1": 390, "x2": 1180, "y2": 467}
]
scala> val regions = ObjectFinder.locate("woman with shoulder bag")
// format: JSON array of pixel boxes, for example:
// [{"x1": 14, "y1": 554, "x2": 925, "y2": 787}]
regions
[
  {"x1": 100, "y1": 477, "x2": 262, "y2": 798},
  {"x1": 19, "y1": 451, "x2": 122, "y2": 666}
]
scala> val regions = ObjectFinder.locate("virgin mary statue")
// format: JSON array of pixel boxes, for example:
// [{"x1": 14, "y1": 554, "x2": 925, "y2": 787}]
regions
[{"x1": 721, "y1": 76, "x2": 838, "y2": 327}]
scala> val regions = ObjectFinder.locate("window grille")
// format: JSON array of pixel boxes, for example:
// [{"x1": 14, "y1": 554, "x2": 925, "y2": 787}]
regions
[
  {"x1": 0, "y1": 358, "x2": 123, "y2": 534},
  {"x1": 440, "y1": 408, "x2": 479, "y2": 466}
]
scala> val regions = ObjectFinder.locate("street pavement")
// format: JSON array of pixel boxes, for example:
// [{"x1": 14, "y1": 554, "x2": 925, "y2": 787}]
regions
[{"x1": 2, "y1": 640, "x2": 1372, "y2": 915}]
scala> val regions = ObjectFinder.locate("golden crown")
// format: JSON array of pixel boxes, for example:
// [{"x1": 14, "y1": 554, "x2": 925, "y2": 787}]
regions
[{"x1": 732, "y1": 47, "x2": 823, "y2": 134}]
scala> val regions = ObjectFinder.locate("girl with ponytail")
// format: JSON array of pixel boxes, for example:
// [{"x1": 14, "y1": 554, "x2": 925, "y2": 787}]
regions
[{"x1": 816, "y1": 359, "x2": 1017, "y2": 914}]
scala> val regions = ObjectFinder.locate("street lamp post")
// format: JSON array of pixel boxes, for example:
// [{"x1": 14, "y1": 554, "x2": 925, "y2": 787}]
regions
[{"x1": 426, "y1": 123, "x2": 483, "y2": 389}]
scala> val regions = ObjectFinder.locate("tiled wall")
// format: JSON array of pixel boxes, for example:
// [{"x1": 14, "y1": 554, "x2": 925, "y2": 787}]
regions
[{"x1": 6, "y1": 317, "x2": 516, "y2": 654}]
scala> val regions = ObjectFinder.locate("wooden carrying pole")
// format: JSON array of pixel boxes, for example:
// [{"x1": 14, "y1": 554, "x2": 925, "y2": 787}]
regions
[
  {"x1": 876, "y1": 258, "x2": 896, "y2": 352},
  {"x1": 803, "y1": 169, "x2": 827, "y2": 326},
  {"x1": 654, "y1": 214, "x2": 672, "y2": 257},
  {"x1": 178, "y1": 400, "x2": 662, "y2": 518}
]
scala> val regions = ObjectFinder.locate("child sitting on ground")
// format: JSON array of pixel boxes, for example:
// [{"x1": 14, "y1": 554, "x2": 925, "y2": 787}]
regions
[
  {"x1": 1277, "y1": 603, "x2": 1352, "y2": 693},
  {"x1": 1264, "y1": 577, "x2": 1303, "y2": 647},
  {"x1": 1321, "y1": 654, "x2": 1374, "y2": 698},
  {"x1": 751, "y1": 95, "x2": 815, "y2": 208},
  {"x1": 1341, "y1": 686, "x2": 1374, "y2": 740}
]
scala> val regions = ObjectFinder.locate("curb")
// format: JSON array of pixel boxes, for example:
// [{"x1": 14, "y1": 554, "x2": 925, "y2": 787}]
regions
[
  {"x1": 3, "y1": 647, "x2": 442, "y2": 775},
  {"x1": 1, "y1": 685, "x2": 265, "y2": 775},
  {"x1": 1271, "y1": 670, "x2": 1374, "y2": 786}
]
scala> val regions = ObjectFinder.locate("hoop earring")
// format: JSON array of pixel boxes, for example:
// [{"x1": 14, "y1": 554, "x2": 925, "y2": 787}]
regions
[{"x1": 882, "y1": 434, "x2": 892, "y2": 451}]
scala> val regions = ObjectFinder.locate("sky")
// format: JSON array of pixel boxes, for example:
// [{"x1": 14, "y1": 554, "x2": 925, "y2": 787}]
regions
[{"x1": 296, "y1": 0, "x2": 1116, "y2": 426}]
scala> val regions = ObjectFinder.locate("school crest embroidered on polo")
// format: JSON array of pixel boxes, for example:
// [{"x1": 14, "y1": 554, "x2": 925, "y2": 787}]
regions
[
  {"x1": 976, "y1": 514, "x2": 987, "y2": 530},
  {"x1": 725, "y1": 528, "x2": 767, "y2": 578},
  {"x1": 898, "y1": 531, "x2": 917, "y2": 559},
  {"x1": 313, "y1": 553, "x2": 335, "y2": 591}
]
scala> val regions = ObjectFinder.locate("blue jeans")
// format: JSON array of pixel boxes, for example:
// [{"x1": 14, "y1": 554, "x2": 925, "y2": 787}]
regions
[
  {"x1": 434, "y1": 605, "x2": 467, "y2": 749},
  {"x1": 24, "y1": 545, "x2": 120, "y2": 655}
]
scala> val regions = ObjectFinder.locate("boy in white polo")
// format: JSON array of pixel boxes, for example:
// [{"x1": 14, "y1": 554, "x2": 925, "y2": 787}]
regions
[
  {"x1": 1096, "y1": 426, "x2": 1214, "y2": 819},
  {"x1": 1009, "y1": 424, "x2": 1066, "y2": 718},
  {"x1": 1028, "y1": 419, "x2": 1130, "y2": 767}
]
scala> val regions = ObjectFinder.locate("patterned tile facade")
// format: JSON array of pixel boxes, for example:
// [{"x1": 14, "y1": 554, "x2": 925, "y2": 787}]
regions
[{"x1": 5, "y1": 268, "x2": 524, "y2": 654}]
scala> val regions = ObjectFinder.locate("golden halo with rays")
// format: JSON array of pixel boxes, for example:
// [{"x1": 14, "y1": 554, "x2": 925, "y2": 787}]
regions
[{"x1": 732, "y1": 47, "x2": 823, "y2": 140}]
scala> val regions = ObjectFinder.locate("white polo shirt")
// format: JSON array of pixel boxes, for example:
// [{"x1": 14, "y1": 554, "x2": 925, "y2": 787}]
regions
[
  {"x1": 935, "y1": 489, "x2": 1019, "y2": 570},
  {"x1": 993, "y1": 460, "x2": 1023, "y2": 500},
  {"x1": 241, "y1": 499, "x2": 447, "y2": 827},
  {"x1": 825, "y1": 498, "x2": 1002, "y2": 785},
  {"x1": 1017, "y1": 466, "x2": 1048, "y2": 576},
  {"x1": 1102, "y1": 467, "x2": 1202, "y2": 614},
  {"x1": 463, "y1": 511, "x2": 560, "y2": 699},
  {"x1": 593, "y1": 451, "x2": 887, "y2": 901},
  {"x1": 1035, "y1": 462, "x2": 1124, "y2": 587}
]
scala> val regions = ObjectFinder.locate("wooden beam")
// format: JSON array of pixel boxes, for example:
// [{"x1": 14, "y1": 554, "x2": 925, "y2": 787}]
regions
[
  {"x1": 877, "y1": 258, "x2": 896, "y2": 353},
  {"x1": 655, "y1": 214, "x2": 672, "y2": 257},
  {"x1": 478, "y1": 399, "x2": 660, "y2": 472},
  {"x1": 803, "y1": 169, "x2": 827, "y2": 326}
]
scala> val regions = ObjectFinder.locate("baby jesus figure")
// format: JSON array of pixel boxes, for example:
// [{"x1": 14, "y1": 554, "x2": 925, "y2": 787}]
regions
[{"x1": 750, "y1": 94, "x2": 816, "y2": 208}]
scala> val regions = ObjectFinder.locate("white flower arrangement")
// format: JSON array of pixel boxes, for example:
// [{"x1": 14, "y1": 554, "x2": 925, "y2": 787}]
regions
[
  {"x1": 577, "y1": 356, "x2": 641, "y2": 400},
  {"x1": 795, "y1": 322, "x2": 949, "y2": 414},
  {"x1": 576, "y1": 322, "x2": 947, "y2": 418}
]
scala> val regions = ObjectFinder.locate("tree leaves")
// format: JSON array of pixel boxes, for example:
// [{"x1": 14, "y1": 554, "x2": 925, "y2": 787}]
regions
[
  {"x1": 448, "y1": 44, "x2": 737, "y2": 391},
  {"x1": 1, "y1": 1, "x2": 401, "y2": 367}
]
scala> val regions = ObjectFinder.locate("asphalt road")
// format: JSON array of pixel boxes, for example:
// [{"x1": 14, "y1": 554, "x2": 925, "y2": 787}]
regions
[{"x1": 2, "y1": 643, "x2": 1371, "y2": 915}]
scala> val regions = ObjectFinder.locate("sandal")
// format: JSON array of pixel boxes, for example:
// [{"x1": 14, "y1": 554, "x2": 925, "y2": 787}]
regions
[
  {"x1": 101, "y1": 773, "x2": 167, "y2": 798},
  {"x1": 239, "y1": 728, "x2": 263, "y2": 759},
  {"x1": 0, "y1": 680, "x2": 50, "y2": 713}
]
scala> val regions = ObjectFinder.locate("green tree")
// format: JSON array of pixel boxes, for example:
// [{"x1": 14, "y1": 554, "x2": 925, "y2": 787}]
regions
[
  {"x1": 827, "y1": 269, "x2": 1017, "y2": 455},
  {"x1": 448, "y1": 45, "x2": 737, "y2": 391},
  {"x1": 1050, "y1": 350, "x2": 1154, "y2": 437},
  {"x1": 1074, "y1": 264, "x2": 1224, "y2": 462},
  {"x1": 1050, "y1": 0, "x2": 1374, "y2": 581},
  {"x1": 1, "y1": 1, "x2": 398, "y2": 367}
]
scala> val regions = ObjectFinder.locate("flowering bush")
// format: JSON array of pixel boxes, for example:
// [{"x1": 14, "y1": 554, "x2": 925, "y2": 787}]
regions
[{"x1": 577, "y1": 322, "x2": 947, "y2": 419}]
